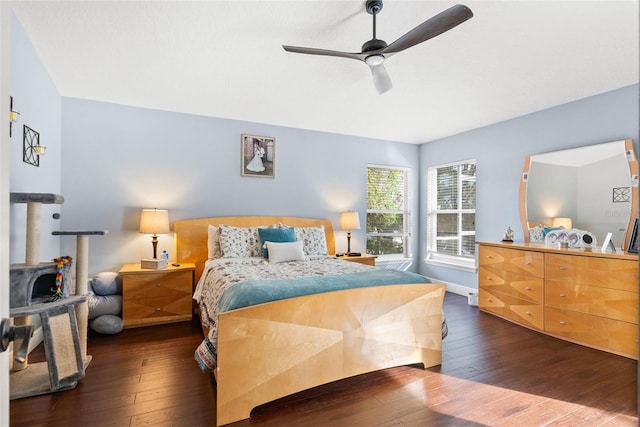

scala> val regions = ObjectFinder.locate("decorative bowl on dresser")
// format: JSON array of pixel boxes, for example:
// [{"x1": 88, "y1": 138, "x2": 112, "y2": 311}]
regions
[{"x1": 477, "y1": 241, "x2": 638, "y2": 359}]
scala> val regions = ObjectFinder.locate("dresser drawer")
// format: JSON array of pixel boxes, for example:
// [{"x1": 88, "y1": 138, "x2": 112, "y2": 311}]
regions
[
  {"x1": 478, "y1": 245, "x2": 544, "y2": 278},
  {"x1": 123, "y1": 271, "x2": 192, "y2": 299},
  {"x1": 545, "y1": 307, "x2": 638, "y2": 359},
  {"x1": 478, "y1": 266, "x2": 543, "y2": 304},
  {"x1": 479, "y1": 288, "x2": 543, "y2": 330},
  {"x1": 545, "y1": 254, "x2": 639, "y2": 292},
  {"x1": 545, "y1": 280, "x2": 638, "y2": 323}
]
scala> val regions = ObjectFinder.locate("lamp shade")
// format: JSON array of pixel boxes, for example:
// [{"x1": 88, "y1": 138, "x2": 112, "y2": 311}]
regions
[
  {"x1": 139, "y1": 209, "x2": 170, "y2": 234},
  {"x1": 340, "y1": 211, "x2": 361, "y2": 230},
  {"x1": 552, "y1": 217, "x2": 572, "y2": 229}
]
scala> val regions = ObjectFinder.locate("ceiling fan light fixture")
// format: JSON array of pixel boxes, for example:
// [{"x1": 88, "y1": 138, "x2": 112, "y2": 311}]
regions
[{"x1": 365, "y1": 54, "x2": 385, "y2": 66}]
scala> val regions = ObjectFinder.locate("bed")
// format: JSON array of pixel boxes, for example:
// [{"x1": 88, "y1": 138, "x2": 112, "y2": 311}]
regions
[{"x1": 174, "y1": 216, "x2": 446, "y2": 426}]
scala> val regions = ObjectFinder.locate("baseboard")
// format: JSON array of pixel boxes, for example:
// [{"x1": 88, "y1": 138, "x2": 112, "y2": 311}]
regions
[{"x1": 424, "y1": 276, "x2": 476, "y2": 297}]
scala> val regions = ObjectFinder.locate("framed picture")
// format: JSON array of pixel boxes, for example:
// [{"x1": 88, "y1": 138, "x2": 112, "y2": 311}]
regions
[
  {"x1": 241, "y1": 134, "x2": 275, "y2": 178},
  {"x1": 628, "y1": 218, "x2": 639, "y2": 253}
]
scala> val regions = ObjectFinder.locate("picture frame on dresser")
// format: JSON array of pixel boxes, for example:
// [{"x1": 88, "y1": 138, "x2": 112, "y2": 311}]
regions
[
  {"x1": 241, "y1": 134, "x2": 275, "y2": 178},
  {"x1": 628, "y1": 218, "x2": 639, "y2": 253}
]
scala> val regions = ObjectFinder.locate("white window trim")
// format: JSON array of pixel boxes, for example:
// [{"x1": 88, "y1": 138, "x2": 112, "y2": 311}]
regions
[{"x1": 425, "y1": 159, "x2": 476, "y2": 271}]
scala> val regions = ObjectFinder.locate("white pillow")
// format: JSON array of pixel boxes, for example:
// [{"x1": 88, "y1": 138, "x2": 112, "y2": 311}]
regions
[
  {"x1": 265, "y1": 241, "x2": 306, "y2": 264},
  {"x1": 208, "y1": 224, "x2": 222, "y2": 259}
]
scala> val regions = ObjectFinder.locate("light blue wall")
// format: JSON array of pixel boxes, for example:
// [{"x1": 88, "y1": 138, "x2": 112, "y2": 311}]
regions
[
  {"x1": 419, "y1": 83, "x2": 640, "y2": 288},
  {"x1": 9, "y1": 12, "x2": 62, "y2": 264},
  {"x1": 9, "y1": 11, "x2": 639, "y2": 288},
  {"x1": 59, "y1": 99, "x2": 422, "y2": 274}
]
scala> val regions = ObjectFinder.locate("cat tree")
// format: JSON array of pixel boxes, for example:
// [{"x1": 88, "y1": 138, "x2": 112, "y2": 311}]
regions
[{"x1": 9, "y1": 192, "x2": 107, "y2": 398}]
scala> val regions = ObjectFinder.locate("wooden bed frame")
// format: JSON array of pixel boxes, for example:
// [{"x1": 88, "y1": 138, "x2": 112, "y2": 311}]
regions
[{"x1": 174, "y1": 216, "x2": 446, "y2": 426}]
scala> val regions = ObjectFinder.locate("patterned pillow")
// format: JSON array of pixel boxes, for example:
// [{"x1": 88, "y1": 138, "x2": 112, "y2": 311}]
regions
[
  {"x1": 207, "y1": 224, "x2": 222, "y2": 259},
  {"x1": 294, "y1": 225, "x2": 328, "y2": 256},
  {"x1": 529, "y1": 225, "x2": 544, "y2": 243},
  {"x1": 218, "y1": 225, "x2": 262, "y2": 258}
]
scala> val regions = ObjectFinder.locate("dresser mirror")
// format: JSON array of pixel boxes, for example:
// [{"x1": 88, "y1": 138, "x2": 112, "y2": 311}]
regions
[{"x1": 519, "y1": 139, "x2": 639, "y2": 250}]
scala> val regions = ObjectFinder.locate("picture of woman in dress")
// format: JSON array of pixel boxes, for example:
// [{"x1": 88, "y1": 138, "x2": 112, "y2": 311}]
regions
[
  {"x1": 241, "y1": 134, "x2": 275, "y2": 178},
  {"x1": 246, "y1": 142, "x2": 265, "y2": 172}
]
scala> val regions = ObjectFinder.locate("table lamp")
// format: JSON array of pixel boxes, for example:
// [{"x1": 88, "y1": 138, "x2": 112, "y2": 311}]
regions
[
  {"x1": 340, "y1": 211, "x2": 361, "y2": 255},
  {"x1": 139, "y1": 208, "x2": 170, "y2": 269}
]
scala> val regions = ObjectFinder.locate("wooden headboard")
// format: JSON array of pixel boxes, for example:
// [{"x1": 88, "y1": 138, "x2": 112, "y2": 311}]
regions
[{"x1": 174, "y1": 216, "x2": 336, "y2": 282}]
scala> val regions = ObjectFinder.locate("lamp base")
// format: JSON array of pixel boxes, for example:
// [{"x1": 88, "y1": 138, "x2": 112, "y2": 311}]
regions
[{"x1": 140, "y1": 258, "x2": 168, "y2": 270}]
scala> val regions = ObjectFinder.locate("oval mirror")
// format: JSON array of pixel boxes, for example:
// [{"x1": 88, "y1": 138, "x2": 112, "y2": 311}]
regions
[{"x1": 519, "y1": 139, "x2": 638, "y2": 250}]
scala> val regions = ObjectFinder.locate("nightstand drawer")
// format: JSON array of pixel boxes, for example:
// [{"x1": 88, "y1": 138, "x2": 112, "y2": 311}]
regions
[
  {"x1": 123, "y1": 271, "x2": 192, "y2": 298},
  {"x1": 123, "y1": 294, "x2": 192, "y2": 328}
]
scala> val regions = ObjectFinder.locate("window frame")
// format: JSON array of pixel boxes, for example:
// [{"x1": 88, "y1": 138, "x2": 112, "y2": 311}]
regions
[
  {"x1": 425, "y1": 159, "x2": 477, "y2": 272},
  {"x1": 366, "y1": 164, "x2": 412, "y2": 260}
]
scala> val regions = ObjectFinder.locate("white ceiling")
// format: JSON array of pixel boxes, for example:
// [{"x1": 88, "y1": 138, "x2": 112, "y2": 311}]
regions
[{"x1": 9, "y1": 0, "x2": 640, "y2": 144}]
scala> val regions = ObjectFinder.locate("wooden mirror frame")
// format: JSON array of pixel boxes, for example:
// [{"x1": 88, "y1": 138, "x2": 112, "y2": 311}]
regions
[{"x1": 519, "y1": 139, "x2": 639, "y2": 250}]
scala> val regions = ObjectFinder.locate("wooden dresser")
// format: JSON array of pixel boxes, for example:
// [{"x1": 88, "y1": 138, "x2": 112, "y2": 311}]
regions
[
  {"x1": 477, "y1": 242, "x2": 638, "y2": 359},
  {"x1": 119, "y1": 263, "x2": 195, "y2": 328}
]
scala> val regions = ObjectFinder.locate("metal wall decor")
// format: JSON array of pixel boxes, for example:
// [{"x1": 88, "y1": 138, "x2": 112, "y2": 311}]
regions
[
  {"x1": 23, "y1": 125, "x2": 40, "y2": 167},
  {"x1": 612, "y1": 187, "x2": 630, "y2": 203}
]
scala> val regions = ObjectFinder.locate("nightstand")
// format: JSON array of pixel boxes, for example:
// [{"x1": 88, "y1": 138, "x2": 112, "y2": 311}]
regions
[
  {"x1": 119, "y1": 263, "x2": 195, "y2": 328},
  {"x1": 340, "y1": 254, "x2": 377, "y2": 266}
]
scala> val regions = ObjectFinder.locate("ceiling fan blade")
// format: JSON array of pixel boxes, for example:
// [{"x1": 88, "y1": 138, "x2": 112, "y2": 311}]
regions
[
  {"x1": 369, "y1": 63, "x2": 392, "y2": 95},
  {"x1": 283, "y1": 45, "x2": 365, "y2": 61},
  {"x1": 382, "y1": 4, "x2": 473, "y2": 54}
]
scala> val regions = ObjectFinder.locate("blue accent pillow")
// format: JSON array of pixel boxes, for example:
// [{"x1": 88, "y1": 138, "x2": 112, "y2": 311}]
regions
[
  {"x1": 258, "y1": 227, "x2": 296, "y2": 258},
  {"x1": 543, "y1": 226, "x2": 562, "y2": 236}
]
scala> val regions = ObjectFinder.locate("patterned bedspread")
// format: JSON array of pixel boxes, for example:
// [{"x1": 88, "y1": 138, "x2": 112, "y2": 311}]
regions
[{"x1": 193, "y1": 257, "x2": 435, "y2": 372}]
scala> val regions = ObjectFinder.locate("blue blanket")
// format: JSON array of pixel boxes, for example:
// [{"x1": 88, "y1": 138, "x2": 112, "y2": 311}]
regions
[{"x1": 218, "y1": 269, "x2": 431, "y2": 313}]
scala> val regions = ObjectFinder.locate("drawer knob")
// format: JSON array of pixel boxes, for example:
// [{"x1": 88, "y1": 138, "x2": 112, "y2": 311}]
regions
[
  {"x1": 525, "y1": 262, "x2": 531, "y2": 266},
  {"x1": 559, "y1": 321, "x2": 566, "y2": 325},
  {"x1": 156, "y1": 283, "x2": 161, "y2": 287},
  {"x1": 487, "y1": 277, "x2": 492, "y2": 281},
  {"x1": 525, "y1": 287, "x2": 531, "y2": 291},
  {"x1": 559, "y1": 293, "x2": 566, "y2": 297},
  {"x1": 156, "y1": 308, "x2": 161, "y2": 311},
  {"x1": 525, "y1": 311, "x2": 531, "y2": 316},
  {"x1": 559, "y1": 266, "x2": 567, "y2": 271},
  {"x1": 487, "y1": 299, "x2": 493, "y2": 302}
]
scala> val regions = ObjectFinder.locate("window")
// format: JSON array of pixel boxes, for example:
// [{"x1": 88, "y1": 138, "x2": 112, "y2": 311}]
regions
[
  {"x1": 426, "y1": 160, "x2": 476, "y2": 271},
  {"x1": 366, "y1": 165, "x2": 411, "y2": 260}
]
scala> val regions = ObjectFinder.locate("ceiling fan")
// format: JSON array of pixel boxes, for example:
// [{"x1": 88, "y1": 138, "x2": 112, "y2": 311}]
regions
[{"x1": 283, "y1": 1, "x2": 473, "y2": 95}]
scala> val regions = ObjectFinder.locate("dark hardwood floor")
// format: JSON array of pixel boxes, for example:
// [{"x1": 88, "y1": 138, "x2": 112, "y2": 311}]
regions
[{"x1": 10, "y1": 292, "x2": 638, "y2": 426}]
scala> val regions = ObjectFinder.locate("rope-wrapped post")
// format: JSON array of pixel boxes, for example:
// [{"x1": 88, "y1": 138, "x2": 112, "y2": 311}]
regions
[
  {"x1": 10, "y1": 193, "x2": 64, "y2": 370},
  {"x1": 52, "y1": 230, "x2": 108, "y2": 364},
  {"x1": 25, "y1": 202, "x2": 41, "y2": 266}
]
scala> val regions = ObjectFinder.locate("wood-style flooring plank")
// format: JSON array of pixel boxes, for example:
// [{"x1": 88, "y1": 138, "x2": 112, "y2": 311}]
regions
[{"x1": 9, "y1": 292, "x2": 638, "y2": 427}]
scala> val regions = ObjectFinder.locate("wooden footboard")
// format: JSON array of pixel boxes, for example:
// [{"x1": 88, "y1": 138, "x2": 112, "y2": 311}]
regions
[{"x1": 215, "y1": 283, "x2": 446, "y2": 426}]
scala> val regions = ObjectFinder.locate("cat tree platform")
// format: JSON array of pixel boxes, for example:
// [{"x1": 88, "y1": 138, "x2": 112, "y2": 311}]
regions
[{"x1": 9, "y1": 295, "x2": 88, "y2": 399}]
